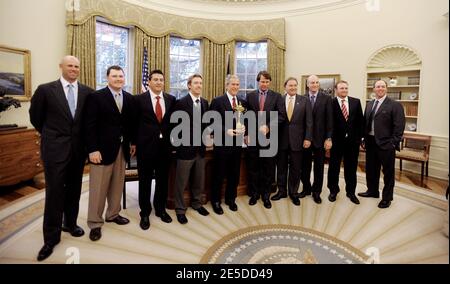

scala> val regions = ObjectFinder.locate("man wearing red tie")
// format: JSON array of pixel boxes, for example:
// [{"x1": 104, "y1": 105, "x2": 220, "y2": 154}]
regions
[
  {"x1": 327, "y1": 80, "x2": 364, "y2": 204},
  {"x1": 132, "y1": 70, "x2": 176, "y2": 230}
]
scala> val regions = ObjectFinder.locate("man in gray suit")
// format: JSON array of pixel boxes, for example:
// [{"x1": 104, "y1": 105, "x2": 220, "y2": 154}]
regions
[
  {"x1": 30, "y1": 55, "x2": 93, "y2": 261},
  {"x1": 272, "y1": 77, "x2": 312, "y2": 206},
  {"x1": 359, "y1": 80, "x2": 405, "y2": 208}
]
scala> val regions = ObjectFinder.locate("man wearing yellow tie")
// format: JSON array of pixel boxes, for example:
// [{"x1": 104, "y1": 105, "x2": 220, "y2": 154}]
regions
[{"x1": 271, "y1": 77, "x2": 313, "y2": 205}]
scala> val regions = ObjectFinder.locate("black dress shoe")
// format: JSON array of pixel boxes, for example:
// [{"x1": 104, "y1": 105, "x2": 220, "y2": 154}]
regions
[
  {"x1": 156, "y1": 211, "x2": 173, "y2": 223},
  {"x1": 89, "y1": 228, "x2": 102, "y2": 241},
  {"x1": 263, "y1": 199, "x2": 272, "y2": 209},
  {"x1": 312, "y1": 192, "x2": 322, "y2": 204},
  {"x1": 62, "y1": 225, "x2": 85, "y2": 237},
  {"x1": 106, "y1": 215, "x2": 130, "y2": 225},
  {"x1": 227, "y1": 202, "x2": 238, "y2": 212},
  {"x1": 212, "y1": 202, "x2": 224, "y2": 215},
  {"x1": 176, "y1": 214, "x2": 188, "y2": 224},
  {"x1": 358, "y1": 191, "x2": 380, "y2": 198},
  {"x1": 271, "y1": 192, "x2": 287, "y2": 201},
  {"x1": 378, "y1": 200, "x2": 391, "y2": 209},
  {"x1": 346, "y1": 194, "x2": 360, "y2": 204},
  {"x1": 249, "y1": 197, "x2": 258, "y2": 206},
  {"x1": 37, "y1": 244, "x2": 55, "y2": 261},
  {"x1": 328, "y1": 193, "x2": 337, "y2": 202},
  {"x1": 298, "y1": 191, "x2": 311, "y2": 198},
  {"x1": 140, "y1": 216, "x2": 150, "y2": 230},
  {"x1": 291, "y1": 197, "x2": 300, "y2": 206},
  {"x1": 195, "y1": 206, "x2": 210, "y2": 216}
]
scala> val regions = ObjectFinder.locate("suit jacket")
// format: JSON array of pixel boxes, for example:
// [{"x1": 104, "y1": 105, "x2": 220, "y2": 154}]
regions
[
  {"x1": 171, "y1": 94, "x2": 209, "y2": 160},
  {"x1": 331, "y1": 96, "x2": 364, "y2": 145},
  {"x1": 209, "y1": 94, "x2": 245, "y2": 153},
  {"x1": 364, "y1": 97, "x2": 405, "y2": 151},
  {"x1": 132, "y1": 91, "x2": 176, "y2": 160},
  {"x1": 279, "y1": 95, "x2": 313, "y2": 151},
  {"x1": 29, "y1": 80, "x2": 93, "y2": 163},
  {"x1": 245, "y1": 89, "x2": 286, "y2": 148},
  {"x1": 83, "y1": 87, "x2": 134, "y2": 165},
  {"x1": 304, "y1": 91, "x2": 333, "y2": 148}
]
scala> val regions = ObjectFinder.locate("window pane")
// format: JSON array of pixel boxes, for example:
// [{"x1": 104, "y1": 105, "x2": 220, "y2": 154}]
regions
[
  {"x1": 235, "y1": 41, "x2": 267, "y2": 92},
  {"x1": 170, "y1": 37, "x2": 201, "y2": 99},
  {"x1": 236, "y1": 59, "x2": 246, "y2": 74},
  {"x1": 95, "y1": 21, "x2": 129, "y2": 91}
]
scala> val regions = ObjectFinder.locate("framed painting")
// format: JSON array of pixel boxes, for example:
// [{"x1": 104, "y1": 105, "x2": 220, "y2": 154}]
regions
[
  {"x1": 0, "y1": 45, "x2": 31, "y2": 101},
  {"x1": 300, "y1": 74, "x2": 340, "y2": 97}
]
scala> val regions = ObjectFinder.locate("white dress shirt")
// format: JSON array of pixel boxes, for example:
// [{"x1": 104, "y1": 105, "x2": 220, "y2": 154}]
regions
[
  {"x1": 149, "y1": 89, "x2": 166, "y2": 117},
  {"x1": 337, "y1": 96, "x2": 350, "y2": 117}
]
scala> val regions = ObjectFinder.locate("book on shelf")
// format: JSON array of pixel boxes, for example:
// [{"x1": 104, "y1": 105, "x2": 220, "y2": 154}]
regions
[
  {"x1": 403, "y1": 103, "x2": 418, "y2": 116},
  {"x1": 407, "y1": 76, "x2": 420, "y2": 85},
  {"x1": 387, "y1": 91, "x2": 401, "y2": 100}
]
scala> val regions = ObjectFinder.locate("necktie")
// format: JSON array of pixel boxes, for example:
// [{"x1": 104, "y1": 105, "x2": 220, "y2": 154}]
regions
[
  {"x1": 67, "y1": 84, "x2": 76, "y2": 118},
  {"x1": 310, "y1": 95, "x2": 316, "y2": 108},
  {"x1": 195, "y1": 98, "x2": 201, "y2": 112},
  {"x1": 287, "y1": 96, "x2": 294, "y2": 121},
  {"x1": 232, "y1": 97, "x2": 236, "y2": 109},
  {"x1": 114, "y1": 93, "x2": 122, "y2": 113},
  {"x1": 155, "y1": 96, "x2": 163, "y2": 123},
  {"x1": 368, "y1": 100, "x2": 379, "y2": 132},
  {"x1": 259, "y1": 91, "x2": 266, "y2": 111},
  {"x1": 341, "y1": 99, "x2": 348, "y2": 121}
]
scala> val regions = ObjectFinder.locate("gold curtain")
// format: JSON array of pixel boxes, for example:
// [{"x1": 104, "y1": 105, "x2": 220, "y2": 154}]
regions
[
  {"x1": 66, "y1": 16, "x2": 96, "y2": 89},
  {"x1": 133, "y1": 28, "x2": 170, "y2": 95},
  {"x1": 202, "y1": 39, "x2": 236, "y2": 101},
  {"x1": 267, "y1": 39, "x2": 286, "y2": 94}
]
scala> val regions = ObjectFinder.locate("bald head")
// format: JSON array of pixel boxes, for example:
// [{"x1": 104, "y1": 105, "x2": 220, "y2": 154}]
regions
[
  {"x1": 307, "y1": 75, "x2": 320, "y2": 94},
  {"x1": 59, "y1": 55, "x2": 80, "y2": 83}
]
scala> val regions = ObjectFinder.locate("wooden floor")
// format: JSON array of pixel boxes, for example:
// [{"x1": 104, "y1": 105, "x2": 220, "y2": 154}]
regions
[{"x1": 0, "y1": 164, "x2": 448, "y2": 208}]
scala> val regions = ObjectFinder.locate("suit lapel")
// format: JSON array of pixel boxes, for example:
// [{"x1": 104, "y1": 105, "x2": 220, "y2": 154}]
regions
[
  {"x1": 375, "y1": 97, "x2": 389, "y2": 117},
  {"x1": 73, "y1": 83, "x2": 87, "y2": 122},
  {"x1": 145, "y1": 92, "x2": 158, "y2": 122},
  {"x1": 53, "y1": 80, "x2": 72, "y2": 120}
]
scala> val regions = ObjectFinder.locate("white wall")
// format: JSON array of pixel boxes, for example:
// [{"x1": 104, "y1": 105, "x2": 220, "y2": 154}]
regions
[
  {"x1": 0, "y1": 0, "x2": 67, "y2": 127},
  {"x1": 1, "y1": 0, "x2": 448, "y2": 177}
]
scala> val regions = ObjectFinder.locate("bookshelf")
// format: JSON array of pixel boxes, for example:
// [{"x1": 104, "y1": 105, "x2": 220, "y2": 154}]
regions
[{"x1": 366, "y1": 45, "x2": 422, "y2": 133}]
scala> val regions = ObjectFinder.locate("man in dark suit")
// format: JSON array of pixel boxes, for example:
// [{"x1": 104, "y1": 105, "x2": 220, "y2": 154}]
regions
[
  {"x1": 272, "y1": 77, "x2": 312, "y2": 206},
  {"x1": 132, "y1": 70, "x2": 176, "y2": 230},
  {"x1": 29, "y1": 55, "x2": 93, "y2": 261},
  {"x1": 327, "y1": 80, "x2": 364, "y2": 204},
  {"x1": 359, "y1": 80, "x2": 405, "y2": 208},
  {"x1": 300, "y1": 75, "x2": 333, "y2": 204},
  {"x1": 84, "y1": 65, "x2": 134, "y2": 241},
  {"x1": 209, "y1": 75, "x2": 246, "y2": 215},
  {"x1": 171, "y1": 74, "x2": 210, "y2": 224},
  {"x1": 246, "y1": 71, "x2": 286, "y2": 209}
]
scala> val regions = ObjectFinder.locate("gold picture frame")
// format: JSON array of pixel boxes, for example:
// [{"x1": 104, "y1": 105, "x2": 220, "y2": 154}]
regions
[
  {"x1": 0, "y1": 45, "x2": 31, "y2": 101},
  {"x1": 301, "y1": 74, "x2": 340, "y2": 97}
]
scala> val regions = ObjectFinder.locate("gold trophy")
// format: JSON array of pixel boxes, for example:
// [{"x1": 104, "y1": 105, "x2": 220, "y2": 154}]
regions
[{"x1": 234, "y1": 102, "x2": 245, "y2": 135}]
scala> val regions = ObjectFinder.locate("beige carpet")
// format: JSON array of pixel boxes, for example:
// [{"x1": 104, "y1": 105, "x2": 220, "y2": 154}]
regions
[{"x1": 0, "y1": 173, "x2": 448, "y2": 264}]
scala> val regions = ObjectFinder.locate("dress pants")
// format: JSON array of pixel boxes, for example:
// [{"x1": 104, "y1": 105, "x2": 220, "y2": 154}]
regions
[
  {"x1": 246, "y1": 148, "x2": 273, "y2": 201},
  {"x1": 211, "y1": 148, "x2": 241, "y2": 204},
  {"x1": 174, "y1": 154, "x2": 205, "y2": 214},
  {"x1": 137, "y1": 139, "x2": 170, "y2": 217},
  {"x1": 301, "y1": 145, "x2": 325, "y2": 193},
  {"x1": 365, "y1": 136, "x2": 395, "y2": 201},
  {"x1": 87, "y1": 146, "x2": 125, "y2": 229},
  {"x1": 277, "y1": 147, "x2": 302, "y2": 197},
  {"x1": 42, "y1": 155, "x2": 85, "y2": 246},
  {"x1": 327, "y1": 138, "x2": 360, "y2": 195}
]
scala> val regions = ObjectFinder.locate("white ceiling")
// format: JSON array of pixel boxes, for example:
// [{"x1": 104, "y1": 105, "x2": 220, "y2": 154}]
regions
[{"x1": 126, "y1": 0, "x2": 365, "y2": 20}]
